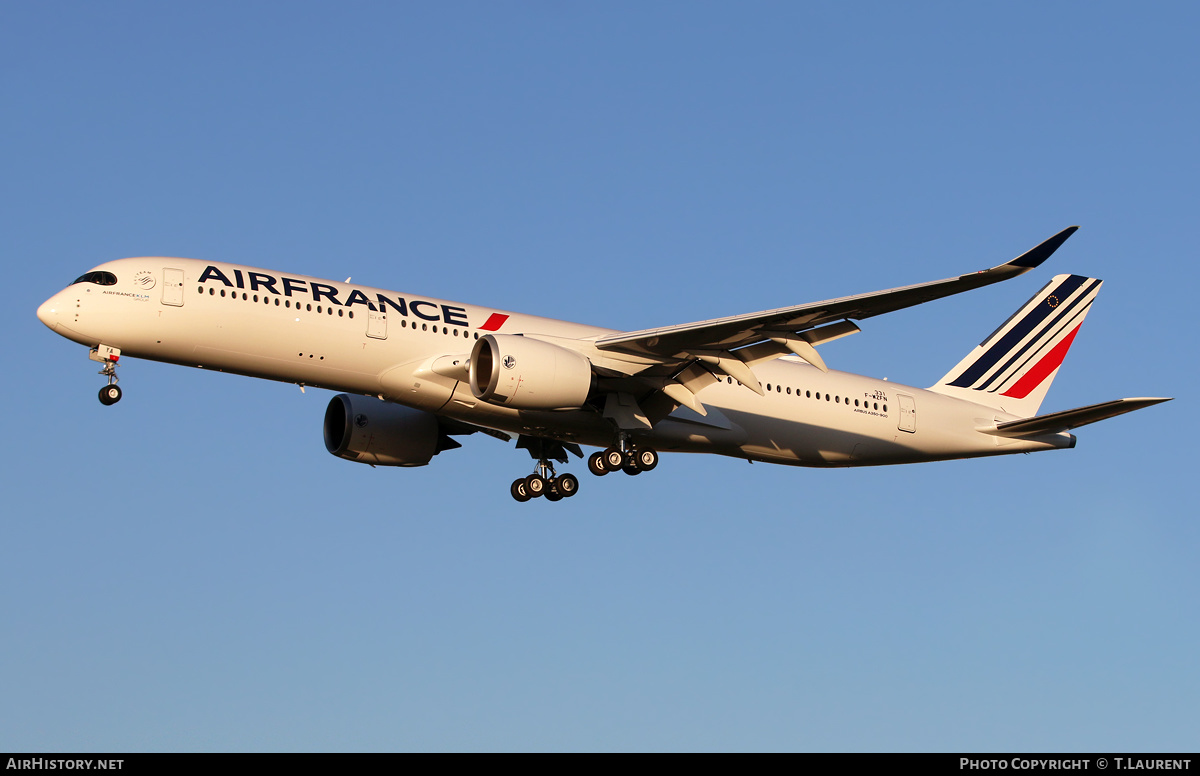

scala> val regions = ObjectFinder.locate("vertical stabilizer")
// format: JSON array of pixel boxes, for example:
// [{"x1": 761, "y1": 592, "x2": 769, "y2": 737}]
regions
[{"x1": 929, "y1": 274, "x2": 1102, "y2": 417}]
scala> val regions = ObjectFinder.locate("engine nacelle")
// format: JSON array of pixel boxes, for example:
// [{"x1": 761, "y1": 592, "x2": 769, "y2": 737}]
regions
[
  {"x1": 469, "y1": 334, "x2": 593, "y2": 410},
  {"x1": 323, "y1": 394, "x2": 458, "y2": 467}
]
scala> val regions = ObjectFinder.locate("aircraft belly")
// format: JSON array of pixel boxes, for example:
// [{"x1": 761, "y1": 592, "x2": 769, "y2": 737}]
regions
[{"x1": 646, "y1": 417, "x2": 748, "y2": 453}]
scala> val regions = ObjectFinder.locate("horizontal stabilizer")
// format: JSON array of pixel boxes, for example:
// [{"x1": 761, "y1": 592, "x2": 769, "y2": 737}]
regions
[{"x1": 981, "y1": 397, "x2": 1172, "y2": 438}]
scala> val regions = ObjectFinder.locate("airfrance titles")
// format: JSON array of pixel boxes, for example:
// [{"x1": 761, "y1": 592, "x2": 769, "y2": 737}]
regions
[{"x1": 198, "y1": 265, "x2": 469, "y2": 326}]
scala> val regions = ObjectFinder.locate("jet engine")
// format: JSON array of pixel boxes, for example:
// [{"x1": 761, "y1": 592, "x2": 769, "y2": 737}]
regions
[
  {"x1": 469, "y1": 333, "x2": 593, "y2": 410},
  {"x1": 323, "y1": 394, "x2": 461, "y2": 467}
]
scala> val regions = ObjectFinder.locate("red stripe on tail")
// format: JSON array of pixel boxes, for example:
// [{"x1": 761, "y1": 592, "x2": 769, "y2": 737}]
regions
[{"x1": 1001, "y1": 324, "x2": 1081, "y2": 399}]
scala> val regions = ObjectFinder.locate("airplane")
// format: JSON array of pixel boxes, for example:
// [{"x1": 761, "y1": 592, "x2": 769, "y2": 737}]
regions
[{"x1": 36, "y1": 226, "x2": 1170, "y2": 502}]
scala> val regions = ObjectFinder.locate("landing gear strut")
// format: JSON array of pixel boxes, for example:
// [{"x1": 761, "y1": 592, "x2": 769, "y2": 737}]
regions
[{"x1": 90, "y1": 346, "x2": 122, "y2": 406}]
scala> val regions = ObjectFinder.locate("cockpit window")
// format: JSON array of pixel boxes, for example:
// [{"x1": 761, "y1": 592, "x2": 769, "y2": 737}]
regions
[{"x1": 73, "y1": 271, "x2": 118, "y2": 286}]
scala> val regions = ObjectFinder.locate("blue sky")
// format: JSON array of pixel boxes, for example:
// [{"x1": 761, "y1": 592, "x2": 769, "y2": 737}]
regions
[{"x1": 2, "y1": 2, "x2": 1196, "y2": 752}]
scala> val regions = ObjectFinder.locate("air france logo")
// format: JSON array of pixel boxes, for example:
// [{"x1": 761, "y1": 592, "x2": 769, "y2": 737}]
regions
[
  {"x1": 197, "y1": 265, "x2": 471, "y2": 326},
  {"x1": 134, "y1": 271, "x2": 156, "y2": 290},
  {"x1": 502, "y1": 355, "x2": 517, "y2": 370}
]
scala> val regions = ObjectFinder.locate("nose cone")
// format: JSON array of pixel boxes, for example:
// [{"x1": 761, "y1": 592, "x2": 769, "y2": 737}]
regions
[{"x1": 37, "y1": 293, "x2": 62, "y2": 331}]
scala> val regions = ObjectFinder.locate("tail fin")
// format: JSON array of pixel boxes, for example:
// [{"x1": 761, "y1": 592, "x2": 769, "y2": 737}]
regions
[{"x1": 929, "y1": 273, "x2": 1102, "y2": 417}]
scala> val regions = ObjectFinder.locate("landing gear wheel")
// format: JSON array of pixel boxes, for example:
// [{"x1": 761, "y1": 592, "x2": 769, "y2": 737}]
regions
[
  {"x1": 602, "y1": 447, "x2": 625, "y2": 472},
  {"x1": 621, "y1": 462, "x2": 642, "y2": 476},
  {"x1": 510, "y1": 478, "x2": 531, "y2": 503},
  {"x1": 556, "y1": 473, "x2": 579, "y2": 498},
  {"x1": 98, "y1": 384, "x2": 122, "y2": 406},
  {"x1": 588, "y1": 452, "x2": 609, "y2": 477},
  {"x1": 524, "y1": 474, "x2": 547, "y2": 498},
  {"x1": 635, "y1": 448, "x2": 659, "y2": 471},
  {"x1": 544, "y1": 485, "x2": 564, "y2": 502}
]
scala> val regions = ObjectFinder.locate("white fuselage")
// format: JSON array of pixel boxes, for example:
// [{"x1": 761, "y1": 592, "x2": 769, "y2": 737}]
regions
[{"x1": 37, "y1": 258, "x2": 1074, "y2": 467}]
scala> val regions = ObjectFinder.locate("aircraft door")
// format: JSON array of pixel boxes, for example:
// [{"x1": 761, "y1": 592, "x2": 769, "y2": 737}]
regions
[
  {"x1": 366, "y1": 309, "x2": 387, "y2": 339},
  {"x1": 897, "y1": 393, "x2": 916, "y2": 433},
  {"x1": 162, "y1": 268, "x2": 185, "y2": 306}
]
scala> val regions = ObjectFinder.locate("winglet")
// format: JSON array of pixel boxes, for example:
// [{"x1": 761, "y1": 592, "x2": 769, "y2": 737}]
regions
[{"x1": 1007, "y1": 226, "x2": 1079, "y2": 269}]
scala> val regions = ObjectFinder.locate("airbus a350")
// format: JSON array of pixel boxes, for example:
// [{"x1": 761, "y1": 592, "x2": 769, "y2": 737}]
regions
[{"x1": 37, "y1": 226, "x2": 1169, "y2": 502}]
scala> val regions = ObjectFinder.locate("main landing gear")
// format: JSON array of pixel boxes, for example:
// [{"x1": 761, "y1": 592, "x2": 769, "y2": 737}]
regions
[
  {"x1": 510, "y1": 460, "x2": 580, "y2": 503},
  {"x1": 587, "y1": 441, "x2": 659, "y2": 477},
  {"x1": 90, "y1": 345, "x2": 123, "y2": 406},
  {"x1": 510, "y1": 436, "x2": 583, "y2": 504}
]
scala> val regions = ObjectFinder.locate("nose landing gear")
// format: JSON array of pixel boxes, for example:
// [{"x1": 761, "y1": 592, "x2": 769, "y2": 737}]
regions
[{"x1": 90, "y1": 345, "x2": 123, "y2": 406}]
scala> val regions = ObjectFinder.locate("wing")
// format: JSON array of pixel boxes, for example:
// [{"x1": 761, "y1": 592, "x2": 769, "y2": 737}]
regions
[
  {"x1": 580, "y1": 227, "x2": 1079, "y2": 418},
  {"x1": 595, "y1": 226, "x2": 1078, "y2": 362}
]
